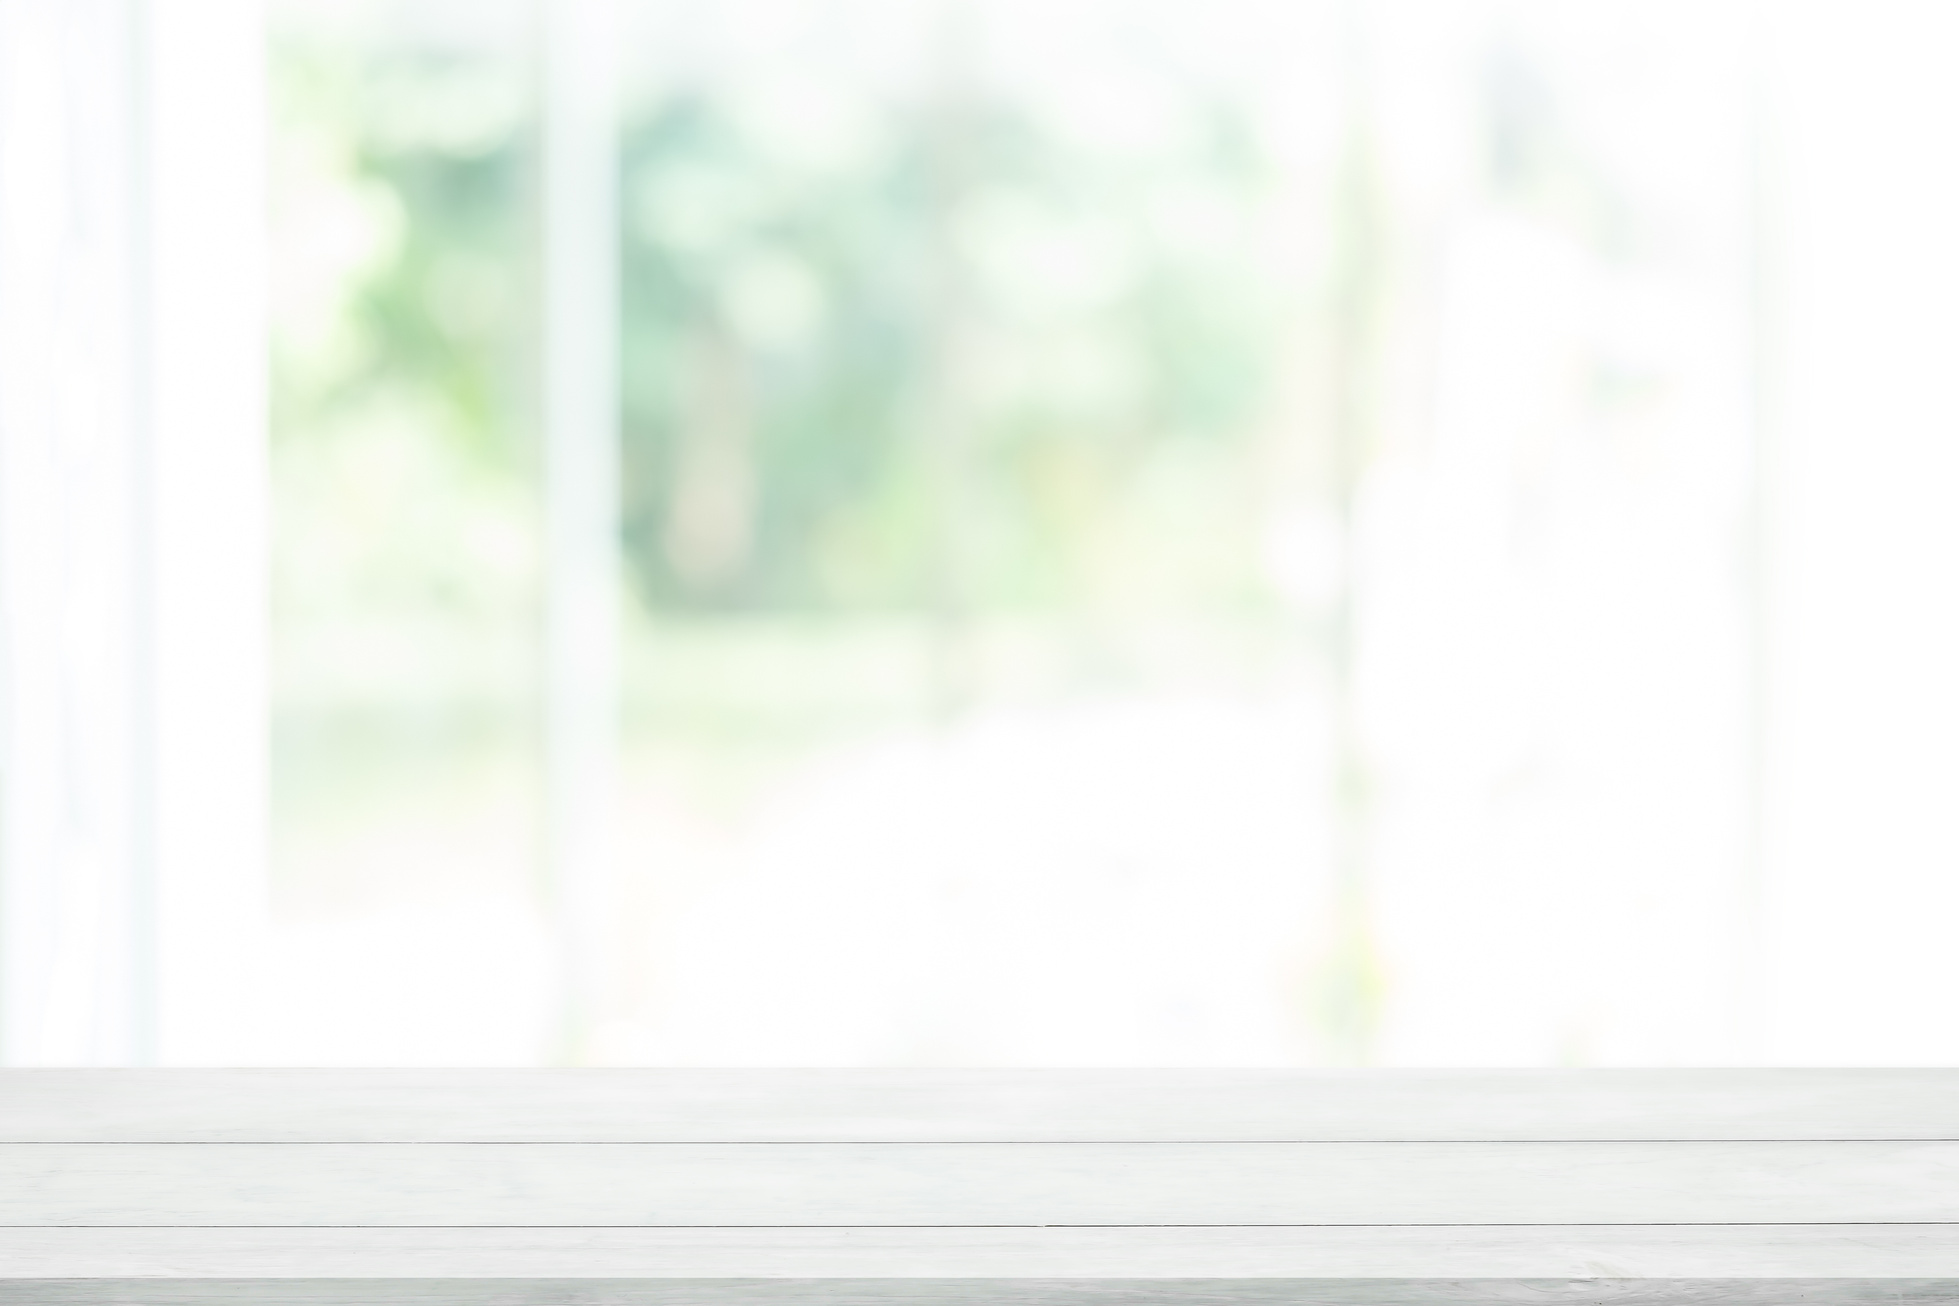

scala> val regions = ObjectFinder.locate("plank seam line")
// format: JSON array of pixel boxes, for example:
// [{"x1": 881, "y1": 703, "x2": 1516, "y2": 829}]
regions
[
  {"x1": 7, "y1": 1139, "x2": 1956, "y2": 1145},
  {"x1": 10, "y1": 1223, "x2": 1959, "y2": 1230}
]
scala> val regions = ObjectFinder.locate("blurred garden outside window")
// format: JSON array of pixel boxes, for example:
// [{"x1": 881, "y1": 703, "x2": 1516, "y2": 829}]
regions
[
  {"x1": 260, "y1": 0, "x2": 1765, "y2": 1066},
  {"x1": 7, "y1": 0, "x2": 1959, "y2": 1066}
]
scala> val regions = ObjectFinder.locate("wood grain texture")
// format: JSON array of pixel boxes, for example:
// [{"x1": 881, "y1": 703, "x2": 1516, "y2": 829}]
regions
[
  {"x1": 4, "y1": 1071, "x2": 1955, "y2": 1297},
  {"x1": 5, "y1": 1225, "x2": 1959, "y2": 1280},
  {"x1": 4, "y1": 1281, "x2": 1959, "y2": 1306},
  {"x1": 1, "y1": 1069, "x2": 1955, "y2": 1142},
  {"x1": 5, "y1": 1141, "x2": 1959, "y2": 1226}
]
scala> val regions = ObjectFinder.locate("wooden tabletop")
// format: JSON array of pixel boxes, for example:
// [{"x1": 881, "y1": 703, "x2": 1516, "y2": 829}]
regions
[{"x1": 1, "y1": 1069, "x2": 1955, "y2": 1303}]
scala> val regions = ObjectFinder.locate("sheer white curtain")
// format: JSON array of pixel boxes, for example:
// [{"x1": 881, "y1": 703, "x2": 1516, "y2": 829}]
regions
[
  {"x1": 0, "y1": 0, "x2": 147, "y2": 1064},
  {"x1": 0, "y1": 0, "x2": 266, "y2": 1065}
]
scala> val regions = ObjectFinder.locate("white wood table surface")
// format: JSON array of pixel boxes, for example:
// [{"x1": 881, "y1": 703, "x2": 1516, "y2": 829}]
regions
[{"x1": 1, "y1": 1069, "x2": 1956, "y2": 1303}]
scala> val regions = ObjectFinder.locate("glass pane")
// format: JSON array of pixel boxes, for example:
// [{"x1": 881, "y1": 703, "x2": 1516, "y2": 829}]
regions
[
  {"x1": 265, "y1": 0, "x2": 1765, "y2": 1067},
  {"x1": 268, "y1": 1, "x2": 551, "y2": 1063},
  {"x1": 610, "y1": 0, "x2": 1343, "y2": 1065}
]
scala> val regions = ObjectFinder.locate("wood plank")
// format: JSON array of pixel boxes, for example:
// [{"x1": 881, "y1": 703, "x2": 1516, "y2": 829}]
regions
[
  {"x1": 5, "y1": 1281, "x2": 1959, "y2": 1306},
  {"x1": 4, "y1": 1142, "x2": 1957, "y2": 1226},
  {"x1": 6, "y1": 1225, "x2": 1959, "y2": 1280},
  {"x1": 1, "y1": 1070, "x2": 1955, "y2": 1142}
]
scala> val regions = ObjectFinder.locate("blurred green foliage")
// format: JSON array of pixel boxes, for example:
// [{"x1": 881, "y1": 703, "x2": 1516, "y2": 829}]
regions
[{"x1": 272, "y1": 31, "x2": 1294, "y2": 624}]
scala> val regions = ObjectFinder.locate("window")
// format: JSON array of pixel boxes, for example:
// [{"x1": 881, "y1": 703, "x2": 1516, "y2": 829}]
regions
[{"x1": 6, "y1": 0, "x2": 1959, "y2": 1067}]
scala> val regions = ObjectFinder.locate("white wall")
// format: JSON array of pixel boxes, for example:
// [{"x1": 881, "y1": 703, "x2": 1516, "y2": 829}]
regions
[{"x1": 1765, "y1": 1, "x2": 1959, "y2": 1063}]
